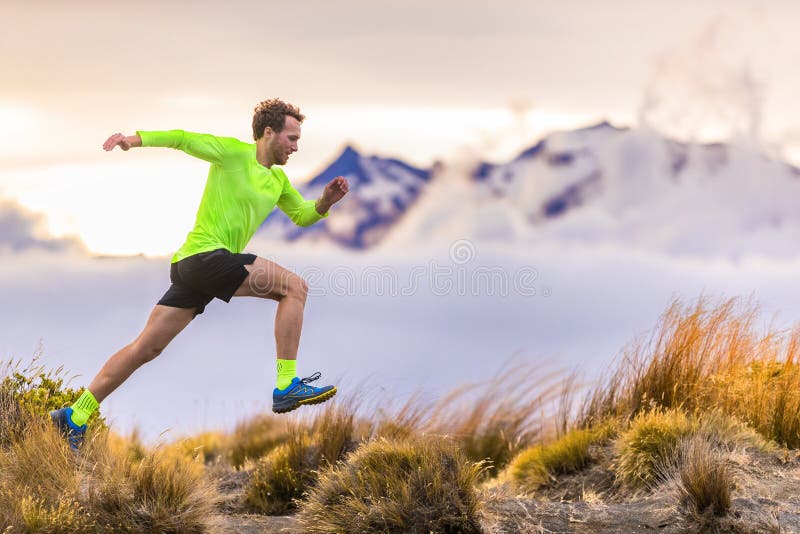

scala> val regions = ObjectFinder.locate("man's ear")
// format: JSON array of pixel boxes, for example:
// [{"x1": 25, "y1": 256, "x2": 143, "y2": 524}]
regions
[{"x1": 262, "y1": 126, "x2": 273, "y2": 139}]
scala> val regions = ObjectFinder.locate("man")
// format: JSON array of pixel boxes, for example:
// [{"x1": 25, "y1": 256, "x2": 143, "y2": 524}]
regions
[{"x1": 50, "y1": 99, "x2": 349, "y2": 450}]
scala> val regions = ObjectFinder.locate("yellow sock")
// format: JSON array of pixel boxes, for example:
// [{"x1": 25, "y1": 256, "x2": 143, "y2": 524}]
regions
[
  {"x1": 69, "y1": 389, "x2": 99, "y2": 426},
  {"x1": 276, "y1": 358, "x2": 297, "y2": 390}
]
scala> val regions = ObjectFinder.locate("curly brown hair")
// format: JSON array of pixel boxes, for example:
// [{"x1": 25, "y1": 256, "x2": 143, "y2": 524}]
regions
[{"x1": 252, "y1": 98, "x2": 305, "y2": 140}]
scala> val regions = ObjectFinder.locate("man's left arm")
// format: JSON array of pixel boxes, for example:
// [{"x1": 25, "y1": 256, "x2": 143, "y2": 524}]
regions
[
  {"x1": 314, "y1": 176, "x2": 349, "y2": 215},
  {"x1": 277, "y1": 174, "x2": 349, "y2": 227}
]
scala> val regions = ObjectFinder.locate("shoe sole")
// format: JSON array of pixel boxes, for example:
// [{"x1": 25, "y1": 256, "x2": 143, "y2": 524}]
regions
[{"x1": 272, "y1": 387, "x2": 337, "y2": 414}]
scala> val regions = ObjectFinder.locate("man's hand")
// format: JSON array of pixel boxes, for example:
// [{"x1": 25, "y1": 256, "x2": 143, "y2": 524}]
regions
[
  {"x1": 322, "y1": 176, "x2": 349, "y2": 204},
  {"x1": 103, "y1": 133, "x2": 141, "y2": 151},
  {"x1": 315, "y1": 176, "x2": 349, "y2": 214}
]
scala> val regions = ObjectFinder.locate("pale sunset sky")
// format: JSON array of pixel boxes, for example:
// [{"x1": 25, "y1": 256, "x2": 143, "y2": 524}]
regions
[
  {"x1": 1, "y1": 0, "x2": 798, "y2": 255},
  {"x1": 5, "y1": 1, "x2": 800, "y2": 442}
]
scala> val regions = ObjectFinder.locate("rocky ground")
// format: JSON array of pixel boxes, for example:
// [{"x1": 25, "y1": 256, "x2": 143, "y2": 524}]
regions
[{"x1": 203, "y1": 446, "x2": 800, "y2": 533}]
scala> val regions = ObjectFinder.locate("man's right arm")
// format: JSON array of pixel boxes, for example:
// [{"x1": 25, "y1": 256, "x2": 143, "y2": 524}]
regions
[
  {"x1": 103, "y1": 130, "x2": 238, "y2": 165},
  {"x1": 103, "y1": 133, "x2": 142, "y2": 151}
]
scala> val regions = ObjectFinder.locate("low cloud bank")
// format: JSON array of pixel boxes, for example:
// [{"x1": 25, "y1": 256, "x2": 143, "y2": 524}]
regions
[{"x1": 2, "y1": 241, "x2": 800, "y2": 443}]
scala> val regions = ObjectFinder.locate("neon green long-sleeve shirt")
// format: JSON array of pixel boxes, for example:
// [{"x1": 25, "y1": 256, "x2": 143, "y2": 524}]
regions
[{"x1": 137, "y1": 130, "x2": 327, "y2": 263}]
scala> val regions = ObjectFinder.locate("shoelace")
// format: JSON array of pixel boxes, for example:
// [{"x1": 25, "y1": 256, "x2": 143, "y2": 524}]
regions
[
  {"x1": 301, "y1": 372, "x2": 322, "y2": 384},
  {"x1": 296, "y1": 372, "x2": 322, "y2": 394}
]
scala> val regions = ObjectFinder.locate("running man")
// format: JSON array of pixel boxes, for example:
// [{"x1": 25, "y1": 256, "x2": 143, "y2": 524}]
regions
[{"x1": 50, "y1": 99, "x2": 349, "y2": 450}]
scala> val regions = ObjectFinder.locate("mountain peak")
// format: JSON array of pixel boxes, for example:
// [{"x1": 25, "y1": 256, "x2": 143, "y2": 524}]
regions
[
  {"x1": 577, "y1": 120, "x2": 623, "y2": 132},
  {"x1": 340, "y1": 144, "x2": 361, "y2": 158},
  {"x1": 336, "y1": 144, "x2": 361, "y2": 162},
  {"x1": 259, "y1": 143, "x2": 432, "y2": 248}
]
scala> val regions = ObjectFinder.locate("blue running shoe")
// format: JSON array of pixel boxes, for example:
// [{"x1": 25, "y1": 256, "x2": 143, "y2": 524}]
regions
[
  {"x1": 272, "y1": 372, "x2": 337, "y2": 414},
  {"x1": 50, "y1": 407, "x2": 86, "y2": 451}
]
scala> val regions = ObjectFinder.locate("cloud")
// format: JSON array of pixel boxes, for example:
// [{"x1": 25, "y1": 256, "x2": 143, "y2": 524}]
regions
[
  {"x1": 638, "y1": 14, "x2": 770, "y2": 142},
  {"x1": 3, "y1": 240, "x2": 800, "y2": 444},
  {"x1": 0, "y1": 200, "x2": 85, "y2": 253}
]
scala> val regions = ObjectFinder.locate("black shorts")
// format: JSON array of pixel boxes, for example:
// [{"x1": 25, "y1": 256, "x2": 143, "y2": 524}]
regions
[{"x1": 157, "y1": 248, "x2": 257, "y2": 316}]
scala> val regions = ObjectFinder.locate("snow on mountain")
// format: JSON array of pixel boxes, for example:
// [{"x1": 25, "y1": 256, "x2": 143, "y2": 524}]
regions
[
  {"x1": 389, "y1": 122, "x2": 800, "y2": 258},
  {"x1": 258, "y1": 145, "x2": 432, "y2": 249},
  {"x1": 259, "y1": 122, "x2": 800, "y2": 258}
]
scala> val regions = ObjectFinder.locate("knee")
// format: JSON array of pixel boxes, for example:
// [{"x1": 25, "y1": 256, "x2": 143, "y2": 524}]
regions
[{"x1": 285, "y1": 275, "x2": 308, "y2": 302}]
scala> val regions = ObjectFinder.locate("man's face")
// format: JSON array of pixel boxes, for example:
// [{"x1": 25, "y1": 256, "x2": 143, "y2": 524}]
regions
[{"x1": 267, "y1": 115, "x2": 301, "y2": 165}]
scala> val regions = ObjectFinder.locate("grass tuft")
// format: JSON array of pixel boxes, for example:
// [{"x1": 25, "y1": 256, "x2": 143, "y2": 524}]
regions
[
  {"x1": 297, "y1": 437, "x2": 485, "y2": 534},
  {"x1": 243, "y1": 428, "x2": 315, "y2": 515},
  {"x1": 616, "y1": 408, "x2": 767, "y2": 490},
  {"x1": 616, "y1": 408, "x2": 695, "y2": 489},
  {"x1": 426, "y1": 364, "x2": 565, "y2": 477},
  {"x1": 506, "y1": 428, "x2": 597, "y2": 491},
  {"x1": 19, "y1": 494, "x2": 95, "y2": 533},
  {"x1": 0, "y1": 358, "x2": 220, "y2": 533},
  {"x1": 6, "y1": 295, "x2": 798, "y2": 532},
  {"x1": 0, "y1": 357, "x2": 105, "y2": 451},
  {"x1": 167, "y1": 431, "x2": 229, "y2": 464},
  {"x1": 673, "y1": 436, "x2": 734, "y2": 522},
  {"x1": 243, "y1": 400, "x2": 360, "y2": 514},
  {"x1": 580, "y1": 297, "x2": 800, "y2": 448},
  {"x1": 227, "y1": 413, "x2": 288, "y2": 469}
]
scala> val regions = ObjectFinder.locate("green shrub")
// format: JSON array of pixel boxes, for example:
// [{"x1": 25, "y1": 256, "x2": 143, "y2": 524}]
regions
[
  {"x1": 0, "y1": 359, "x2": 105, "y2": 449},
  {"x1": 590, "y1": 418, "x2": 622, "y2": 444},
  {"x1": 0, "y1": 360, "x2": 219, "y2": 533}
]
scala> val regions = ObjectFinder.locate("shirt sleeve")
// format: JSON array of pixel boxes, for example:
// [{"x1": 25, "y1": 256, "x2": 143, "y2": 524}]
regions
[
  {"x1": 136, "y1": 130, "x2": 237, "y2": 165},
  {"x1": 276, "y1": 170, "x2": 329, "y2": 227}
]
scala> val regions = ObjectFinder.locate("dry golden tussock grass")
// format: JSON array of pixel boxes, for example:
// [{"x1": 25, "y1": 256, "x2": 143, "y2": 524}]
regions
[
  {"x1": 672, "y1": 436, "x2": 734, "y2": 521},
  {"x1": 243, "y1": 399, "x2": 361, "y2": 515},
  {"x1": 6, "y1": 295, "x2": 800, "y2": 532},
  {"x1": 428, "y1": 365, "x2": 566, "y2": 477},
  {"x1": 615, "y1": 408, "x2": 769, "y2": 491},
  {"x1": 0, "y1": 362, "x2": 220, "y2": 533},
  {"x1": 296, "y1": 436, "x2": 485, "y2": 534},
  {"x1": 580, "y1": 297, "x2": 800, "y2": 448},
  {"x1": 505, "y1": 427, "x2": 596, "y2": 492},
  {"x1": 226, "y1": 413, "x2": 288, "y2": 469}
]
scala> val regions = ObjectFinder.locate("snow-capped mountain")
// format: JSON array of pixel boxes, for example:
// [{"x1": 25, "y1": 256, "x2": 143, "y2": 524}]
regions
[
  {"x1": 260, "y1": 122, "x2": 800, "y2": 258},
  {"x1": 258, "y1": 145, "x2": 432, "y2": 248}
]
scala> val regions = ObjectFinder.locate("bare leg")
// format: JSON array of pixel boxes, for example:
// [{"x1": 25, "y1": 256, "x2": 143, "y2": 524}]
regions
[
  {"x1": 272, "y1": 288, "x2": 306, "y2": 359},
  {"x1": 87, "y1": 305, "x2": 196, "y2": 402},
  {"x1": 234, "y1": 256, "x2": 335, "y2": 413},
  {"x1": 233, "y1": 257, "x2": 308, "y2": 359}
]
